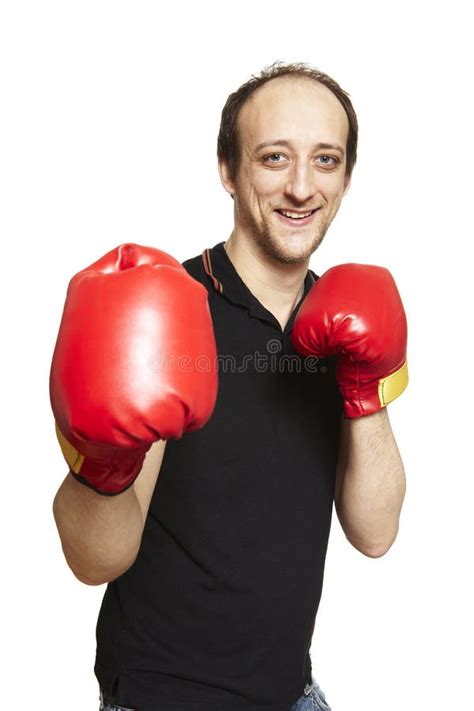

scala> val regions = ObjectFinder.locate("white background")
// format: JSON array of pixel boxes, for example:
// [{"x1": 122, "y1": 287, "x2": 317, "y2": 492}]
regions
[{"x1": 1, "y1": 1, "x2": 472, "y2": 709}]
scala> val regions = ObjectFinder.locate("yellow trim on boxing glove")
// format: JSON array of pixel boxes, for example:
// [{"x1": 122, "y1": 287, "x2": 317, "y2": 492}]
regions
[
  {"x1": 378, "y1": 360, "x2": 409, "y2": 407},
  {"x1": 55, "y1": 422, "x2": 85, "y2": 474}
]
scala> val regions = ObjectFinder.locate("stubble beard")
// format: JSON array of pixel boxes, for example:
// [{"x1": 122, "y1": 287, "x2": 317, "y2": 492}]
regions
[{"x1": 239, "y1": 205, "x2": 332, "y2": 265}]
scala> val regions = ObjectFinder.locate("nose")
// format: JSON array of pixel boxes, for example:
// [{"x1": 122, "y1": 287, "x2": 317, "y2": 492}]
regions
[{"x1": 284, "y1": 160, "x2": 316, "y2": 204}]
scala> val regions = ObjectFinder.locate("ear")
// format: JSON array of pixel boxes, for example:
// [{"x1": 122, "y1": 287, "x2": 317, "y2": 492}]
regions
[{"x1": 218, "y1": 159, "x2": 236, "y2": 198}]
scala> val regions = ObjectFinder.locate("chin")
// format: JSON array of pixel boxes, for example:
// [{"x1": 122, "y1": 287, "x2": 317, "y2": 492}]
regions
[{"x1": 263, "y1": 232, "x2": 323, "y2": 265}]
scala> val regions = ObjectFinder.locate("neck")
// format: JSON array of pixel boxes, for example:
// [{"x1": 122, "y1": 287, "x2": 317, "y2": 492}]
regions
[{"x1": 224, "y1": 231, "x2": 308, "y2": 330}]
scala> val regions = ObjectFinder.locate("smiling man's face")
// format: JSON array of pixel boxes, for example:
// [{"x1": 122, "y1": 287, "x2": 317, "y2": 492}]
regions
[{"x1": 219, "y1": 75, "x2": 351, "y2": 264}]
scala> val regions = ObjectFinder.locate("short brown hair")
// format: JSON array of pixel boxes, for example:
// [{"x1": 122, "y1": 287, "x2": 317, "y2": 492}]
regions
[{"x1": 217, "y1": 61, "x2": 358, "y2": 182}]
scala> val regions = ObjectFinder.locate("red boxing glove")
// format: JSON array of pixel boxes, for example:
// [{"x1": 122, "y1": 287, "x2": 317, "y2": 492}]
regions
[
  {"x1": 50, "y1": 243, "x2": 218, "y2": 494},
  {"x1": 291, "y1": 264, "x2": 408, "y2": 418}
]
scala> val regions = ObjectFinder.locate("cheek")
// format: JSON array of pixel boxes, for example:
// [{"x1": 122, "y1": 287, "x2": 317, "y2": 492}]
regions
[
  {"x1": 323, "y1": 174, "x2": 348, "y2": 203},
  {"x1": 236, "y1": 181, "x2": 263, "y2": 219},
  {"x1": 241, "y1": 186, "x2": 278, "y2": 219},
  {"x1": 245, "y1": 164, "x2": 283, "y2": 198}
]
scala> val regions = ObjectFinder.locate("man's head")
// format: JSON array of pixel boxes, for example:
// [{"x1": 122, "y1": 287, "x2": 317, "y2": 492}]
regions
[{"x1": 217, "y1": 62, "x2": 359, "y2": 265}]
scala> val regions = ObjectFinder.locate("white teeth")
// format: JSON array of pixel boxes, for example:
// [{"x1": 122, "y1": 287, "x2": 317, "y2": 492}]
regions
[{"x1": 280, "y1": 210, "x2": 313, "y2": 219}]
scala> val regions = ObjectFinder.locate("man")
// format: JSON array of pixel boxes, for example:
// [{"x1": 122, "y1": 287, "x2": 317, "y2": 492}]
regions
[{"x1": 51, "y1": 62, "x2": 407, "y2": 711}]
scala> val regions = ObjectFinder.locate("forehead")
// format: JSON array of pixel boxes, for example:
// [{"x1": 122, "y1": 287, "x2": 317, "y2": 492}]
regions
[{"x1": 237, "y1": 76, "x2": 349, "y2": 151}]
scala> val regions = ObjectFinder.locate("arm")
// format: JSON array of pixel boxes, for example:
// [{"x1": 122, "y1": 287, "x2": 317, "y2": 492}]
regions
[
  {"x1": 291, "y1": 263, "x2": 408, "y2": 555},
  {"x1": 53, "y1": 439, "x2": 167, "y2": 586},
  {"x1": 334, "y1": 408, "x2": 406, "y2": 558},
  {"x1": 50, "y1": 243, "x2": 217, "y2": 585}
]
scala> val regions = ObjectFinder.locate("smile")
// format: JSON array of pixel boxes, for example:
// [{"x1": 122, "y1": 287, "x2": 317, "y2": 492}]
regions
[{"x1": 275, "y1": 208, "x2": 320, "y2": 226}]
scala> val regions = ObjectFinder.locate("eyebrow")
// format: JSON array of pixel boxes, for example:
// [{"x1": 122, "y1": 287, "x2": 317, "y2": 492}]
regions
[{"x1": 254, "y1": 139, "x2": 345, "y2": 156}]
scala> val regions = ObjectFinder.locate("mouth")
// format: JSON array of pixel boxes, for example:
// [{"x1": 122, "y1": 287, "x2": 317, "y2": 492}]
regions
[{"x1": 274, "y1": 208, "x2": 321, "y2": 227}]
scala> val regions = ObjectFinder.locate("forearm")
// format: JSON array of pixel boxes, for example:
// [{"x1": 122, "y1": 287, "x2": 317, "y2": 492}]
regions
[
  {"x1": 335, "y1": 408, "x2": 406, "y2": 557},
  {"x1": 53, "y1": 473, "x2": 144, "y2": 585}
]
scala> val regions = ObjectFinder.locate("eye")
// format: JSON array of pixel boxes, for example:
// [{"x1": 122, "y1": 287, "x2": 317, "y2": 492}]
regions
[
  {"x1": 316, "y1": 155, "x2": 338, "y2": 167},
  {"x1": 263, "y1": 153, "x2": 286, "y2": 164}
]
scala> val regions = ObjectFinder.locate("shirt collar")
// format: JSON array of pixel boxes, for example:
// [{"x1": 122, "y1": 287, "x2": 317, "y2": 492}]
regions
[{"x1": 201, "y1": 241, "x2": 317, "y2": 326}]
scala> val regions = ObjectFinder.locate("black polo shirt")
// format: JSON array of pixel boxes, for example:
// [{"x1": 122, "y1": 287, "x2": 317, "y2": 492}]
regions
[{"x1": 95, "y1": 241, "x2": 343, "y2": 711}]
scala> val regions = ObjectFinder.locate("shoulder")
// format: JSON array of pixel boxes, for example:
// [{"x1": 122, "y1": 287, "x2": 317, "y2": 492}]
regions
[
  {"x1": 181, "y1": 242, "x2": 225, "y2": 292},
  {"x1": 181, "y1": 252, "x2": 207, "y2": 283}
]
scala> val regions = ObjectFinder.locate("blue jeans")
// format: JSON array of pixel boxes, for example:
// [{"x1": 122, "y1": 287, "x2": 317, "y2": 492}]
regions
[{"x1": 99, "y1": 677, "x2": 331, "y2": 710}]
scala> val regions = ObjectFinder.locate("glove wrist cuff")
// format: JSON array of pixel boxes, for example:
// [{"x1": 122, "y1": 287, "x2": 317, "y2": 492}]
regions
[
  {"x1": 55, "y1": 423, "x2": 149, "y2": 495},
  {"x1": 341, "y1": 360, "x2": 409, "y2": 418}
]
